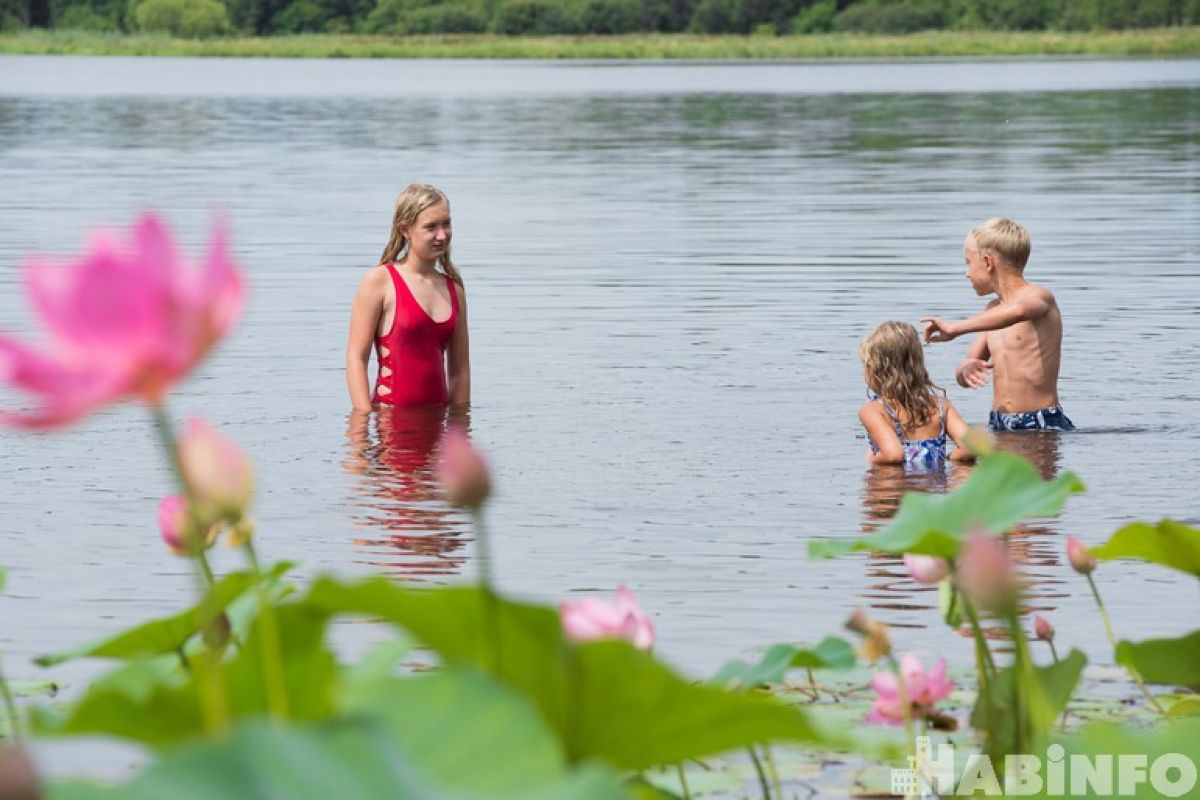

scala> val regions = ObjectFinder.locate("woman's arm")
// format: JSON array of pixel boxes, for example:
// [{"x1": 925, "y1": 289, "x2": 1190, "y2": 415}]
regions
[
  {"x1": 447, "y1": 283, "x2": 471, "y2": 406},
  {"x1": 859, "y1": 403, "x2": 904, "y2": 465},
  {"x1": 346, "y1": 268, "x2": 385, "y2": 412},
  {"x1": 944, "y1": 401, "x2": 977, "y2": 462}
]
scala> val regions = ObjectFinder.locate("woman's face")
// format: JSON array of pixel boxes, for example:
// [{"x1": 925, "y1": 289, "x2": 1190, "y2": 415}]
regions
[{"x1": 404, "y1": 201, "x2": 452, "y2": 263}]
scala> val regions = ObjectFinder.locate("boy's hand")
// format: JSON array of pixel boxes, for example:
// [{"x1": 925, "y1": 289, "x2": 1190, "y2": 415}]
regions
[
  {"x1": 921, "y1": 317, "x2": 959, "y2": 343},
  {"x1": 956, "y1": 358, "x2": 993, "y2": 388}
]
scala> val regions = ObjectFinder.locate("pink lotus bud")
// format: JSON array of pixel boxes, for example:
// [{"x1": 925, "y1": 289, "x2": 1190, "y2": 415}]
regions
[
  {"x1": 903, "y1": 553, "x2": 950, "y2": 585},
  {"x1": 178, "y1": 418, "x2": 253, "y2": 523},
  {"x1": 158, "y1": 494, "x2": 191, "y2": 556},
  {"x1": 955, "y1": 531, "x2": 1018, "y2": 613},
  {"x1": 1066, "y1": 536, "x2": 1096, "y2": 575},
  {"x1": 437, "y1": 426, "x2": 491, "y2": 509},
  {"x1": 1034, "y1": 615, "x2": 1055, "y2": 641},
  {"x1": 560, "y1": 585, "x2": 654, "y2": 650}
]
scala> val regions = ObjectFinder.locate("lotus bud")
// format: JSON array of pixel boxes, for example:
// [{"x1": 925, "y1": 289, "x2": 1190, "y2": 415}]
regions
[
  {"x1": 1034, "y1": 615, "x2": 1055, "y2": 642},
  {"x1": 158, "y1": 494, "x2": 192, "y2": 556},
  {"x1": 437, "y1": 426, "x2": 491, "y2": 509},
  {"x1": 903, "y1": 553, "x2": 949, "y2": 585},
  {"x1": 178, "y1": 418, "x2": 253, "y2": 524},
  {"x1": 560, "y1": 586, "x2": 654, "y2": 650},
  {"x1": 956, "y1": 531, "x2": 1019, "y2": 613},
  {"x1": 1066, "y1": 536, "x2": 1096, "y2": 575}
]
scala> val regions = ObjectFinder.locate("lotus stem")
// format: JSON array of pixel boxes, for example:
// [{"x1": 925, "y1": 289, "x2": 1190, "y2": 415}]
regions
[{"x1": 1085, "y1": 573, "x2": 1164, "y2": 715}]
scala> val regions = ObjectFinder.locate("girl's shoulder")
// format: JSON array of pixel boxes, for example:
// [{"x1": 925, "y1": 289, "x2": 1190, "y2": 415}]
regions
[{"x1": 857, "y1": 398, "x2": 887, "y2": 421}]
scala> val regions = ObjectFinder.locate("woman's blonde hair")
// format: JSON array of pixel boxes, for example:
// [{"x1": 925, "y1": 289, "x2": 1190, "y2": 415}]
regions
[
  {"x1": 378, "y1": 183, "x2": 463, "y2": 286},
  {"x1": 858, "y1": 321, "x2": 942, "y2": 430}
]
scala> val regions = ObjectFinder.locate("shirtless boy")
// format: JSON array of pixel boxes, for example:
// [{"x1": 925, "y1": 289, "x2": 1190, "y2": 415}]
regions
[{"x1": 921, "y1": 217, "x2": 1073, "y2": 431}]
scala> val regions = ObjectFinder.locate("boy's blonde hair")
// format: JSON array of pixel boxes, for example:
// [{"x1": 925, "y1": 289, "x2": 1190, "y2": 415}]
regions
[
  {"x1": 379, "y1": 183, "x2": 463, "y2": 286},
  {"x1": 859, "y1": 321, "x2": 942, "y2": 431},
  {"x1": 969, "y1": 217, "x2": 1030, "y2": 270}
]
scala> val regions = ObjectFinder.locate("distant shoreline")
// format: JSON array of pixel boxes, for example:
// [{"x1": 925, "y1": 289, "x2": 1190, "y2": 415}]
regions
[{"x1": 2, "y1": 28, "x2": 1199, "y2": 59}]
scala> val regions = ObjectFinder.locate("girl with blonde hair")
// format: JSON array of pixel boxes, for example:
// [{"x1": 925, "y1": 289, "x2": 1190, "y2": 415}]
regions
[
  {"x1": 347, "y1": 183, "x2": 470, "y2": 410},
  {"x1": 858, "y1": 321, "x2": 973, "y2": 467}
]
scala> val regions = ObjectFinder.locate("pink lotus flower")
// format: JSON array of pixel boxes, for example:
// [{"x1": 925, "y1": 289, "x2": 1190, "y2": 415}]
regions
[
  {"x1": 1034, "y1": 615, "x2": 1055, "y2": 641},
  {"x1": 178, "y1": 418, "x2": 253, "y2": 524},
  {"x1": 437, "y1": 426, "x2": 491, "y2": 509},
  {"x1": 955, "y1": 531, "x2": 1019, "y2": 613},
  {"x1": 560, "y1": 585, "x2": 654, "y2": 650},
  {"x1": 1066, "y1": 536, "x2": 1096, "y2": 575},
  {"x1": 0, "y1": 213, "x2": 242, "y2": 429},
  {"x1": 867, "y1": 652, "x2": 954, "y2": 725},
  {"x1": 903, "y1": 553, "x2": 949, "y2": 585}
]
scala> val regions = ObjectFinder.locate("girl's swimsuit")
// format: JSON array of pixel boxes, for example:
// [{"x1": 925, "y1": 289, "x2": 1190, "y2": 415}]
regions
[
  {"x1": 373, "y1": 264, "x2": 459, "y2": 406},
  {"x1": 866, "y1": 396, "x2": 948, "y2": 468}
]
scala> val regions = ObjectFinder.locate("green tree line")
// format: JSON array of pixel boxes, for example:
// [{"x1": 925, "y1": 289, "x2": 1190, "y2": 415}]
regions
[{"x1": 3, "y1": 0, "x2": 1199, "y2": 39}]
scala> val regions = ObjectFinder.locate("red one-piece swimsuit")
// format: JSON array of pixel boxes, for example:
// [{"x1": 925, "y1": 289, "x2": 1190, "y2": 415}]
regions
[{"x1": 373, "y1": 263, "x2": 459, "y2": 406}]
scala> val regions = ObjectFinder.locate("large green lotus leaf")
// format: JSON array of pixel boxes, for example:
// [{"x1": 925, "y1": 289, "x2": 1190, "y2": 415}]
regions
[
  {"x1": 809, "y1": 453, "x2": 1084, "y2": 559},
  {"x1": 35, "y1": 562, "x2": 293, "y2": 667},
  {"x1": 970, "y1": 649, "x2": 1086, "y2": 763},
  {"x1": 35, "y1": 600, "x2": 338, "y2": 745},
  {"x1": 1116, "y1": 630, "x2": 1200, "y2": 691},
  {"x1": 339, "y1": 668, "x2": 567, "y2": 793},
  {"x1": 1092, "y1": 519, "x2": 1200, "y2": 577},
  {"x1": 301, "y1": 578, "x2": 840, "y2": 769},
  {"x1": 1027, "y1": 717, "x2": 1200, "y2": 799},
  {"x1": 47, "y1": 718, "x2": 631, "y2": 800},
  {"x1": 712, "y1": 637, "x2": 856, "y2": 689}
]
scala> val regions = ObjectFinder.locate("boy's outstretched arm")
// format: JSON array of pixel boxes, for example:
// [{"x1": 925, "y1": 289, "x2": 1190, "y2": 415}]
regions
[
  {"x1": 921, "y1": 290, "x2": 1051, "y2": 343},
  {"x1": 956, "y1": 333, "x2": 992, "y2": 389}
]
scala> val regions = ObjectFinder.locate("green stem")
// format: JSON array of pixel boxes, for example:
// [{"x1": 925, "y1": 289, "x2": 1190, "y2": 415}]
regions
[
  {"x1": 0, "y1": 665, "x2": 22, "y2": 741},
  {"x1": 153, "y1": 405, "x2": 228, "y2": 736},
  {"x1": 1047, "y1": 640, "x2": 1060, "y2": 664},
  {"x1": 472, "y1": 509, "x2": 501, "y2": 673},
  {"x1": 1086, "y1": 573, "x2": 1164, "y2": 715},
  {"x1": 960, "y1": 596, "x2": 997, "y2": 679},
  {"x1": 675, "y1": 762, "x2": 692, "y2": 800},
  {"x1": 747, "y1": 746, "x2": 772, "y2": 800},
  {"x1": 763, "y1": 744, "x2": 784, "y2": 798},
  {"x1": 244, "y1": 540, "x2": 289, "y2": 722}
]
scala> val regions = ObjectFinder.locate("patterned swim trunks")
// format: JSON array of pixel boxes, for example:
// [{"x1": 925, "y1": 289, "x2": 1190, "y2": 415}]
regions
[{"x1": 988, "y1": 405, "x2": 1075, "y2": 431}]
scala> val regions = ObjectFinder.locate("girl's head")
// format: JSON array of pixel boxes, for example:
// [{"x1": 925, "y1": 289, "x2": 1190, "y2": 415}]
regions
[
  {"x1": 859, "y1": 321, "x2": 939, "y2": 427},
  {"x1": 379, "y1": 183, "x2": 463, "y2": 285}
]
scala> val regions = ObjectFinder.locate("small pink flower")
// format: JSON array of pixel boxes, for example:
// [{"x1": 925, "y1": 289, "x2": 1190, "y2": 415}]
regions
[
  {"x1": 955, "y1": 531, "x2": 1018, "y2": 613},
  {"x1": 178, "y1": 418, "x2": 253, "y2": 524},
  {"x1": 867, "y1": 653, "x2": 953, "y2": 725},
  {"x1": 1066, "y1": 536, "x2": 1096, "y2": 575},
  {"x1": 903, "y1": 553, "x2": 949, "y2": 585},
  {"x1": 437, "y1": 426, "x2": 491, "y2": 509},
  {"x1": 1034, "y1": 615, "x2": 1055, "y2": 641},
  {"x1": 158, "y1": 494, "x2": 191, "y2": 556},
  {"x1": 0, "y1": 214, "x2": 242, "y2": 429},
  {"x1": 560, "y1": 585, "x2": 654, "y2": 650}
]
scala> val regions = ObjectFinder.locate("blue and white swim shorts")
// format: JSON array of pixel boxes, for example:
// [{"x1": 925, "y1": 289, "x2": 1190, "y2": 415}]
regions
[{"x1": 988, "y1": 405, "x2": 1075, "y2": 432}]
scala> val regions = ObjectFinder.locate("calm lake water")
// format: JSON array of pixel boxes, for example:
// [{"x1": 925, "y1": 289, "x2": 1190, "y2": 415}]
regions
[{"x1": 1, "y1": 56, "x2": 1198, "y2": 700}]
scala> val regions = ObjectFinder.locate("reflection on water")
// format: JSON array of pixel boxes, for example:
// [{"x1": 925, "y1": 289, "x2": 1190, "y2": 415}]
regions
[
  {"x1": 859, "y1": 432, "x2": 1069, "y2": 640},
  {"x1": 342, "y1": 405, "x2": 471, "y2": 579}
]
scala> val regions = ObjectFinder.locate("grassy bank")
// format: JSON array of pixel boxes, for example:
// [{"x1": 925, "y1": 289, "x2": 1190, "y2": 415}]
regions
[{"x1": 1, "y1": 27, "x2": 1198, "y2": 59}]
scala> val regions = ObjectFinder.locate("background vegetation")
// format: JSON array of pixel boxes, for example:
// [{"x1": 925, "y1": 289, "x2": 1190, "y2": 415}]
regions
[{"x1": 1, "y1": 0, "x2": 1198, "y2": 40}]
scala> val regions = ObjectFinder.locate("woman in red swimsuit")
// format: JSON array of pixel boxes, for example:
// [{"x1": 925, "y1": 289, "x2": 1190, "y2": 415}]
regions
[{"x1": 346, "y1": 184, "x2": 470, "y2": 410}]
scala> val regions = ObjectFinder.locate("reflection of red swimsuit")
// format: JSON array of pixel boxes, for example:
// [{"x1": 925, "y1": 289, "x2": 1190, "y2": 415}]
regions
[{"x1": 373, "y1": 264, "x2": 459, "y2": 406}]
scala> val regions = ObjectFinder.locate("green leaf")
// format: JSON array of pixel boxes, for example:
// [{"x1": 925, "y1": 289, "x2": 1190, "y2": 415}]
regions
[
  {"x1": 1166, "y1": 696, "x2": 1200, "y2": 717},
  {"x1": 1116, "y1": 630, "x2": 1200, "y2": 691},
  {"x1": 712, "y1": 638, "x2": 856, "y2": 689},
  {"x1": 302, "y1": 578, "x2": 838, "y2": 769},
  {"x1": 0, "y1": 566, "x2": 6, "y2": 593},
  {"x1": 970, "y1": 648, "x2": 1086, "y2": 763},
  {"x1": 36, "y1": 598, "x2": 338, "y2": 745},
  {"x1": 1030, "y1": 717, "x2": 1200, "y2": 799},
  {"x1": 809, "y1": 453, "x2": 1083, "y2": 559},
  {"x1": 1092, "y1": 519, "x2": 1200, "y2": 577},
  {"x1": 35, "y1": 562, "x2": 293, "y2": 667},
  {"x1": 340, "y1": 668, "x2": 568, "y2": 793},
  {"x1": 47, "y1": 719, "x2": 631, "y2": 800}
]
